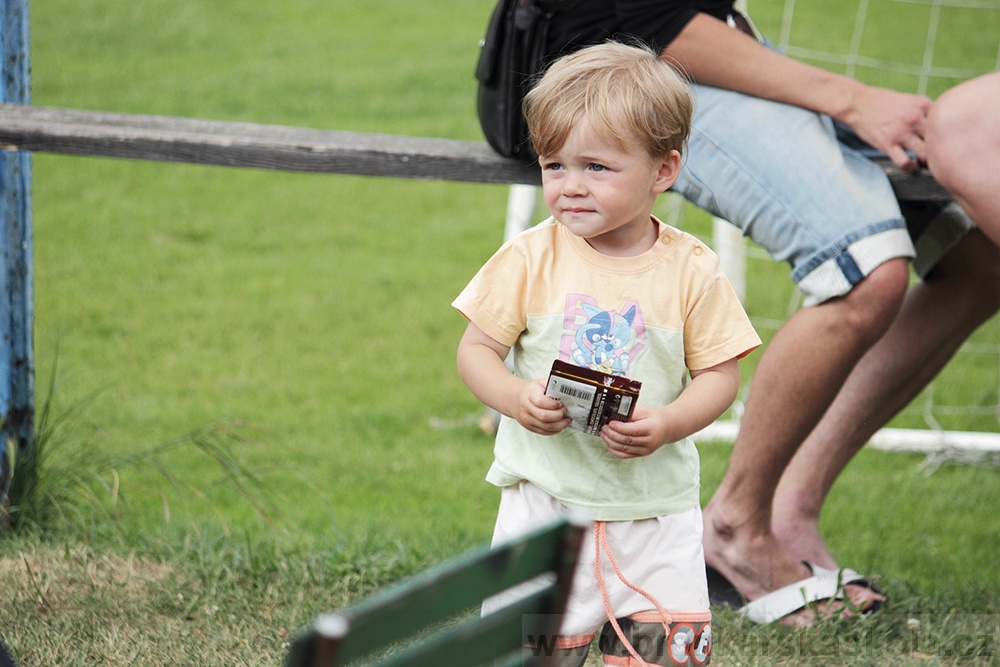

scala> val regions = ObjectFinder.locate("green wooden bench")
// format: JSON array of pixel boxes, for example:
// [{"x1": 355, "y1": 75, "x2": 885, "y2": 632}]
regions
[{"x1": 284, "y1": 513, "x2": 589, "y2": 667}]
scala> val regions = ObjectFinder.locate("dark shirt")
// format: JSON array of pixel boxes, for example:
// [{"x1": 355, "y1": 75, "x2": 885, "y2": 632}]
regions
[{"x1": 547, "y1": 0, "x2": 735, "y2": 55}]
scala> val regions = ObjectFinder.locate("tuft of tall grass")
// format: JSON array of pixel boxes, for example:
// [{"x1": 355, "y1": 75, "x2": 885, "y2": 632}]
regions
[
  {"x1": 3, "y1": 365, "x2": 86, "y2": 530},
  {"x1": 3, "y1": 364, "x2": 279, "y2": 536}
]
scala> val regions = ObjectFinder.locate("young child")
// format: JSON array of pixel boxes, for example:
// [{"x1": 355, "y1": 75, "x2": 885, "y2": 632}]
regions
[{"x1": 453, "y1": 41, "x2": 761, "y2": 667}]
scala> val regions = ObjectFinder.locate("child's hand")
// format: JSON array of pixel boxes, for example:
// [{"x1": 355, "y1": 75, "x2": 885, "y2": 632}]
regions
[
  {"x1": 599, "y1": 359, "x2": 741, "y2": 458},
  {"x1": 599, "y1": 405, "x2": 672, "y2": 459},
  {"x1": 514, "y1": 380, "x2": 571, "y2": 435}
]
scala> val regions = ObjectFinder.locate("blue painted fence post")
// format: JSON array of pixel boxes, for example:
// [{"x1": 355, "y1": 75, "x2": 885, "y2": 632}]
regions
[{"x1": 0, "y1": 0, "x2": 34, "y2": 523}]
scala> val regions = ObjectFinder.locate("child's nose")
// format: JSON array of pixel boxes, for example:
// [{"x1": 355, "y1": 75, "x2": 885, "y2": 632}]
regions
[{"x1": 562, "y1": 170, "x2": 586, "y2": 194}]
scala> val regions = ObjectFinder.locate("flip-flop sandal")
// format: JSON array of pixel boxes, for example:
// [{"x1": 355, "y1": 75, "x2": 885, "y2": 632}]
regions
[{"x1": 706, "y1": 562, "x2": 887, "y2": 624}]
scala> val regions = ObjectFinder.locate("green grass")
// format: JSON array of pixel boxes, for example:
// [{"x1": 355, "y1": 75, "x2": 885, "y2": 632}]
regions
[
  {"x1": 3, "y1": 0, "x2": 1000, "y2": 664},
  {"x1": 27, "y1": 0, "x2": 511, "y2": 550}
]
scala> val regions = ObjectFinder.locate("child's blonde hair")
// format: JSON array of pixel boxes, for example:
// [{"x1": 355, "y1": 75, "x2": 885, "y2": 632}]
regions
[{"x1": 524, "y1": 41, "x2": 693, "y2": 160}]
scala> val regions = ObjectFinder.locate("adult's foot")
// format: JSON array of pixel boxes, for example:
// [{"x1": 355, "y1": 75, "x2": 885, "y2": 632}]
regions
[
  {"x1": 771, "y1": 501, "x2": 887, "y2": 610},
  {"x1": 703, "y1": 500, "x2": 884, "y2": 626},
  {"x1": 771, "y1": 501, "x2": 837, "y2": 570}
]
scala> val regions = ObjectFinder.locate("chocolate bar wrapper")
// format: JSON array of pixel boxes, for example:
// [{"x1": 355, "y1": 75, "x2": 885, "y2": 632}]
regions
[{"x1": 544, "y1": 360, "x2": 642, "y2": 436}]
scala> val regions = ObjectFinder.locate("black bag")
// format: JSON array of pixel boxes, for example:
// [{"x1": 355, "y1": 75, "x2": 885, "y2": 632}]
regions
[{"x1": 474, "y1": 0, "x2": 557, "y2": 161}]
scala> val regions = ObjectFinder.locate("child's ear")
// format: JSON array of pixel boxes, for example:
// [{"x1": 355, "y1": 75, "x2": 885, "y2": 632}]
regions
[{"x1": 653, "y1": 150, "x2": 682, "y2": 193}]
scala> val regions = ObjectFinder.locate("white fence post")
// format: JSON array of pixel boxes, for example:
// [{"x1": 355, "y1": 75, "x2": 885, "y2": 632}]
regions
[
  {"x1": 712, "y1": 217, "x2": 746, "y2": 303},
  {"x1": 504, "y1": 183, "x2": 536, "y2": 242}
]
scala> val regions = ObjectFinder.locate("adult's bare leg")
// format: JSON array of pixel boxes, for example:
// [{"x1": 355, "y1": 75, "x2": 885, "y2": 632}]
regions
[
  {"x1": 702, "y1": 258, "x2": 909, "y2": 612},
  {"x1": 778, "y1": 71, "x2": 1000, "y2": 567},
  {"x1": 771, "y1": 231, "x2": 1000, "y2": 569},
  {"x1": 927, "y1": 72, "x2": 1000, "y2": 244}
]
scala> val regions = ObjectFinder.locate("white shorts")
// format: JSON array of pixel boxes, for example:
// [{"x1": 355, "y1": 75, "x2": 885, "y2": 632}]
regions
[{"x1": 489, "y1": 481, "x2": 711, "y2": 646}]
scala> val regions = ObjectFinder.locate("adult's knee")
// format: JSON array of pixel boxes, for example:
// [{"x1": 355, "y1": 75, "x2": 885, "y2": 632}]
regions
[
  {"x1": 926, "y1": 75, "x2": 998, "y2": 192},
  {"x1": 836, "y1": 258, "x2": 910, "y2": 340},
  {"x1": 926, "y1": 95, "x2": 968, "y2": 193}
]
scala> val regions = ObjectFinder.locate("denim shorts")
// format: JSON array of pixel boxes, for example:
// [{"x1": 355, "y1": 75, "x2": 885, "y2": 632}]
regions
[{"x1": 671, "y1": 83, "x2": 974, "y2": 306}]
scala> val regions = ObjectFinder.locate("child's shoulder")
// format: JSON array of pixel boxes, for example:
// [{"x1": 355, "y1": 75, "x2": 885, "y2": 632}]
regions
[
  {"x1": 654, "y1": 218, "x2": 716, "y2": 257},
  {"x1": 509, "y1": 216, "x2": 576, "y2": 255}
]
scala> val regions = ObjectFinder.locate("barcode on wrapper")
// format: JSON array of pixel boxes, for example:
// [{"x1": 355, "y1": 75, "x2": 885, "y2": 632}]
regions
[{"x1": 558, "y1": 383, "x2": 594, "y2": 402}]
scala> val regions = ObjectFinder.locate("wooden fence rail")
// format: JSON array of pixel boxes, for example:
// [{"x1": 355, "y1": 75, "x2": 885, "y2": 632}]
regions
[
  {"x1": 0, "y1": 103, "x2": 949, "y2": 201},
  {"x1": 0, "y1": 104, "x2": 540, "y2": 186}
]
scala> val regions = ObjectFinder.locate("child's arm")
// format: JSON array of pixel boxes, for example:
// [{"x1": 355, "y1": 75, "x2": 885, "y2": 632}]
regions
[
  {"x1": 599, "y1": 357, "x2": 740, "y2": 459},
  {"x1": 457, "y1": 322, "x2": 571, "y2": 435}
]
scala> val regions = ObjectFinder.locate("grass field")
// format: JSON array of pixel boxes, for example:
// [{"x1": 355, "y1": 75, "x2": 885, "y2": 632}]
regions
[{"x1": 2, "y1": 0, "x2": 1000, "y2": 664}]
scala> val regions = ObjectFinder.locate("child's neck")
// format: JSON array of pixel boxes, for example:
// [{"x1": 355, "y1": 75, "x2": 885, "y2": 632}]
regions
[{"x1": 585, "y1": 216, "x2": 658, "y2": 257}]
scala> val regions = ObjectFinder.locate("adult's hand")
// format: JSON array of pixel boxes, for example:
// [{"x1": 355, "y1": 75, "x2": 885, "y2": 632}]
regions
[
  {"x1": 664, "y1": 12, "x2": 932, "y2": 172},
  {"x1": 837, "y1": 84, "x2": 932, "y2": 173}
]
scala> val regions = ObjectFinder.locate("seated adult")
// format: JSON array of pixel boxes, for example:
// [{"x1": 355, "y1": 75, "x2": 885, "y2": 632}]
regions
[{"x1": 530, "y1": 0, "x2": 1000, "y2": 624}]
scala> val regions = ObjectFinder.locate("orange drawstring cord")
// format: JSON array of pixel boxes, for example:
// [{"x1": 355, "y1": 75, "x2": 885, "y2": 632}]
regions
[{"x1": 594, "y1": 521, "x2": 673, "y2": 667}]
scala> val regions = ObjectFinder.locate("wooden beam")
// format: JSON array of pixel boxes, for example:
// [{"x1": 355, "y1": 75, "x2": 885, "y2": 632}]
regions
[
  {"x1": 0, "y1": 104, "x2": 951, "y2": 200},
  {"x1": 0, "y1": 0, "x2": 34, "y2": 526},
  {"x1": 0, "y1": 104, "x2": 542, "y2": 186}
]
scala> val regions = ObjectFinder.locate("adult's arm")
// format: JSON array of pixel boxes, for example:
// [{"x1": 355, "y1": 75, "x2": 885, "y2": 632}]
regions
[{"x1": 662, "y1": 12, "x2": 931, "y2": 171}]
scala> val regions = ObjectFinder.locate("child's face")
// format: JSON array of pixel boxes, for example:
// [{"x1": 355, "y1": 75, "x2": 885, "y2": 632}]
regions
[{"x1": 538, "y1": 119, "x2": 680, "y2": 256}]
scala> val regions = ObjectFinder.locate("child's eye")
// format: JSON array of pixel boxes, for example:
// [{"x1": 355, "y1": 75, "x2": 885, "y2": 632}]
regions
[
  {"x1": 543, "y1": 161, "x2": 564, "y2": 171},
  {"x1": 589, "y1": 163, "x2": 607, "y2": 172}
]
